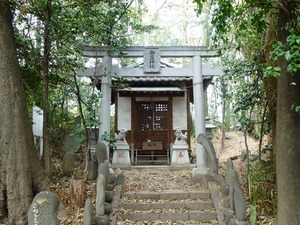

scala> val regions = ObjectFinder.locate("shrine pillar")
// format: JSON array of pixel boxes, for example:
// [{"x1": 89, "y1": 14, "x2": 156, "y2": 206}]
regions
[
  {"x1": 99, "y1": 56, "x2": 112, "y2": 158},
  {"x1": 192, "y1": 55, "x2": 207, "y2": 169}
]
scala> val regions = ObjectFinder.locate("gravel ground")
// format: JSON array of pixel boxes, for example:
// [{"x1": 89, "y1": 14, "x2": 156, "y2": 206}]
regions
[
  {"x1": 117, "y1": 220, "x2": 217, "y2": 225},
  {"x1": 121, "y1": 167, "x2": 206, "y2": 193}
]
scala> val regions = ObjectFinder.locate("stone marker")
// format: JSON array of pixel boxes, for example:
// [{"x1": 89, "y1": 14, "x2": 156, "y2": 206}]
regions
[
  {"x1": 86, "y1": 158, "x2": 98, "y2": 180},
  {"x1": 28, "y1": 191, "x2": 60, "y2": 225},
  {"x1": 64, "y1": 130, "x2": 81, "y2": 153},
  {"x1": 98, "y1": 160, "x2": 109, "y2": 188},
  {"x1": 226, "y1": 158, "x2": 247, "y2": 222},
  {"x1": 94, "y1": 214, "x2": 110, "y2": 225},
  {"x1": 104, "y1": 202, "x2": 112, "y2": 214},
  {"x1": 95, "y1": 141, "x2": 108, "y2": 164},
  {"x1": 105, "y1": 191, "x2": 114, "y2": 203},
  {"x1": 96, "y1": 174, "x2": 105, "y2": 216},
  {"x1": 57, "y1": 199, "x2": 68, "y2": 221},
  {"x1": 224, "y1": 209, "x2": 235, "y2": 223},
  {"x1": 63, "y1": 151, "x2": 75, "y2": 177},
  {"x1": 226, "y1": 158, "x2": 242, "y2": 187},
  {"x1": 115, "y1": 173, "x2": 125, "y2": 186},
  {"x1": 228, "y1": 218, "x2": 238, "y2": 225},
  {"x1": 108, "y1": 168, "x2": 116, "y2": 184},
  {"x1": 83, "y1": 199, "x2": 93, "y2": 225},
  {"x1": 234, "y1": 187, "x2": 247, "y2": 221}
]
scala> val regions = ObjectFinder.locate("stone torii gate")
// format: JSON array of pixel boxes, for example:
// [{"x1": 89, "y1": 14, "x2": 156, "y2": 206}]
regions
[{"x1": 79, "y1": 46, "x2": 223, "y2": 175}]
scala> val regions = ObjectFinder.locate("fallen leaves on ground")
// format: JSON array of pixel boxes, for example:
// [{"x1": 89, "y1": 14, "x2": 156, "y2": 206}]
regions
[{"x1": 122, "y1": 168, "x2": 205, "y2": 192}]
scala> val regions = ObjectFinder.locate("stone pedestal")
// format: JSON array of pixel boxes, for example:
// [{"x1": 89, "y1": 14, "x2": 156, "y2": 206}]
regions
[
  {"x1": 171, "y1": 141, "x2": 190, "y2": 167},
  {"x1": 112, "y1": 142, "x2": 131, "y2": 168},
  {"x1": 191, "y1": 167, "x2": 209, "y2": 187}
]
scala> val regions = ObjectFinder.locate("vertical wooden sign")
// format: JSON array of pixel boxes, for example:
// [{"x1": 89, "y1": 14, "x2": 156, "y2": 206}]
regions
[{"x1": 143, "y1": 47, "x2": 160, "y2": 73}]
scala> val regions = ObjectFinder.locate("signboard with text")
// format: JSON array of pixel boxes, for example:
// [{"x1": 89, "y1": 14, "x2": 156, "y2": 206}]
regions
[{"x1": 143, "y1": 47, "x2": 160, "y2": 73}]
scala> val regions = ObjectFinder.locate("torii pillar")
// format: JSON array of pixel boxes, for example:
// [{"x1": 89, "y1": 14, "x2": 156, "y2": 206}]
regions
[
  {"x1": 99, "y1": 56, "x2": 112, "y2": 158},
  {"x1": 192, "y1": 55, "x2": 209, "y2": 181}
]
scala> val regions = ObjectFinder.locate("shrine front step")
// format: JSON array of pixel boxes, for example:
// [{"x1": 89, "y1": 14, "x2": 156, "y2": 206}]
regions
[
  {"x1": 114, "y1": 190, "x2": 217, "y2": 224},
  {"x1": 118, "y1": 211, "x2": 217, "y2": 222},
  {"x1": 135, "y1": 155, "x2": 169, "y2": 165}
]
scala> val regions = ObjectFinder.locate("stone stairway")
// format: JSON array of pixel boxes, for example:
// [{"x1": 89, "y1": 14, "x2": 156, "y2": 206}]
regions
[{"x1": 111, "y1": 187, "x2": 218, "y2": 224}]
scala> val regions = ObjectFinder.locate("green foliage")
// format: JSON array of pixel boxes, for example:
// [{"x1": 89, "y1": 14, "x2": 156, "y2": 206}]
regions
[
  {"x1": 291, "y1": 104, "x2": 300, "y2": 113},
  {"x1": 196, "y1": 0, "x2": 272, "y2": 138},
  {"x1": 192, "y1": 1, "x2": 300, "y2": 222},
  {"x1": 214, "y1": 57, "x2": 269, "y2": 139},
  {"x1": 131, "y1": 24, "x2": 158, "y2": 33},
  {"x1": 100, "y1": 131, "x2": 116, "y2": 149},
  {"x1": 70, "y1": 123, "x2": 87, "y2": 143},
  {"x1": 267, "y1": 19, "x2": 300, "y2": 115},
  {"x1": 13, "y1": 0, "x2": 143, "y2": 148},
  {"x1": 250, "y1": 205, "x2": 257, "y2": 225},
  {"x1": 111, "y1": 75, "x2": 130, "y2": 90},
  {"x1": 269, "y1": 28, "x2": 300, "y2": 75},
  {"x1": 263, "y1": 66, "x2": 281, "y2": 78},
  {"x1": 270, "y1": 41, "x2": 285, "y2": 61},
  {"x1": 193, "y1": 0, "x2": 205, "y2": 13},
  {"x1": 247, "y1": 161, "x2": 276, "y2": 218},
  {"x1": 194, "y1": 0, "x2": 273, "y2": 52}
]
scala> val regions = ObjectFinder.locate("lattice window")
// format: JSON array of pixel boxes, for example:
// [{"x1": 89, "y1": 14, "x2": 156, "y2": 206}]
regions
[
  {"x1": 138, "y1": 103, "x2": 152, "y2": 131},
  {"x1": 154, "y1": 103, "x2": 168, "y2": 130},
  {"x1": 137, "y1": 102, "x2": 168, "y2": 131},
  {"x1": 155, "y1": 103, "x2": 168, "y2": 112}
]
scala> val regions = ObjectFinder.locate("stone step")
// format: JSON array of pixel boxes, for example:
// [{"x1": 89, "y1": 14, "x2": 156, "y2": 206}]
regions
[
  {"x1": 135, "y1": 160, "x2": 169, "y2": 165},
  {"x1": 121, "y1": 190, "x2": 211, "y2": 200},
  {"x1": 117, "y1": 211, "x2": 217, "y2": 222},
  {"x1": 120, "y1": 200, "x2": 214, "y2": 211},
  {"x1": 112, "y1": 188, "x2": 217, "y2": 224}
]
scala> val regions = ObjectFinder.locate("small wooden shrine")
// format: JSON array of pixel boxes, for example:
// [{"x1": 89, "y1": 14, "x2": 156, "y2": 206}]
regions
[{"x1": 78, "y1": 46, "x2": 223, "y2": 167}]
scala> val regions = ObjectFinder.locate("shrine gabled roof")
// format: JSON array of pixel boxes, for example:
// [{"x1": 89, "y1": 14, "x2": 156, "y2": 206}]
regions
[
  {"x1": 112, "y1": 75, "x2": 213, "y2": 85},
  {"x1": 116, "y1": 86, "x2": 186, "y2": 97},
  {"x1": 117, "y1": 87, "x2": 184, "y2": 92},
  {"x1": 113, "y1": 76, "x2": 194, "y2": 83}
]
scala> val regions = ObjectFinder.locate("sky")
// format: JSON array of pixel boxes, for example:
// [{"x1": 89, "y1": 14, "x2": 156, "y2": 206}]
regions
[{"x1": 138, "y1": 0, "x2": 206, "y2": 46}]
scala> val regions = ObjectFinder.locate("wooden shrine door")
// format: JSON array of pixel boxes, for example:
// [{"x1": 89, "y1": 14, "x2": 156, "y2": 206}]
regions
[{"x1": 134, "y1": 102, "x2": 169, "y2": 150}]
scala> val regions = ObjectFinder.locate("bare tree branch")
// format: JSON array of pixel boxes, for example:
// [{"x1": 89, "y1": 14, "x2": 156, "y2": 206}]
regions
[{"x1": 274, "y1": 0, "x2": 290, "y2": 15}]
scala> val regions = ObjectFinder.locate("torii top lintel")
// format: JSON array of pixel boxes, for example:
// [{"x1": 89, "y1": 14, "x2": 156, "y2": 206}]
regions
[{"x1": 82, "y1": 46, "x2": 219, "y2": 58}]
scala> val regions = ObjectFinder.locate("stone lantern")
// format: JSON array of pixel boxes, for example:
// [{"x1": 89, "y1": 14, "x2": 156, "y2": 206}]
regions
[{"x1": 205, "y1": 117, "x2": 216, "y2": 140}]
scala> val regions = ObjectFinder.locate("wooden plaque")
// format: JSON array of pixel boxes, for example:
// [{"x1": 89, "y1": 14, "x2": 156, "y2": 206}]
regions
[{"x1": 142, "y1": 141, "x2": 163, "y2": 150}]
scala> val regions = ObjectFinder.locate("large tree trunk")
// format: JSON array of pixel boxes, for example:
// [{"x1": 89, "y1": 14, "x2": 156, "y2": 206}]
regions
[
  {"x1": 276, "y1": 2, "x2": 300, "y2": 224},
  {"x1": 264, "y1": 13, "x2": 277, "y2": 160},
  {"x1": 42, "y1": 0, "x2": 53, "y2": 174},
  {"x1": 0, "y1": 2, "x2": 49, "y2": 224}
]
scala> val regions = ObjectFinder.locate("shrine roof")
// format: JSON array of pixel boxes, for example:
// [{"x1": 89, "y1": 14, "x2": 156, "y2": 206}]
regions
[
  {"x1": 113, "y1": 76, "x2": 193, "y2": 82},
  {"x1": 112, "y1": 76, "x2": 213, "y2": 86},
  {"x1": 117, "y1": 87, "x2": 184, "y2": 92}
]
